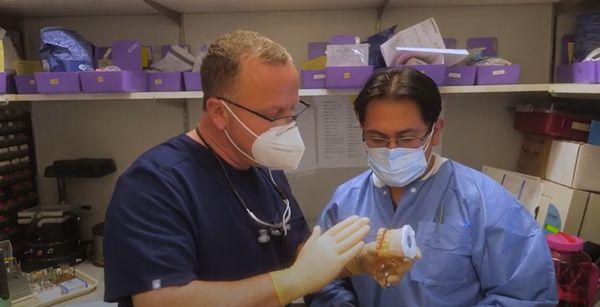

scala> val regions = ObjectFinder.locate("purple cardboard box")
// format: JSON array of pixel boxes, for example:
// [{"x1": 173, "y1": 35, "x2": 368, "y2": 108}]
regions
[
  {"x1": 555, "y1": 62, "x2": 597, "y2": 83},
  {"x1": 308, "y1": 42, "x2": 327, "y2": 60},
  {"x1": 476, "y1": 65, "x2": 521, "y2": 85},
  {"x1": 34, "y1": 72, "x2": 81, "y2": 93},
  {"x1": 80, "y1": 71, "x2": 147, "y2": 93},
  {"x1": 148, "y1": 72, "x2": 183, "y2": 92},
  {"x1": 183, "y1": 72, "x2": 202, "y2": 91},
  {"x1": 395, "y1": 65, "x2": 447, "y2": 86},
  {"x1": 325, "y1": 66, "x2": 373, "y2": 89},
  {"x1": 112, "y1": 40, "x2": 142, "y2": 71},
  {"x1": 14, "y1": 75, "x2": 38, "y2": 94},
  {"x1": 301, "y1": 69, "x2": 326, "y2": 89},
  {"x1": 467, "y1": 37, "x2": 498, "y2": 57},
  {"x1": 329, "y1": 35, "x2": 359, "y2": 45},
  {"x1": 445, "y1": 66, "x2": 477, "y2": 86}
]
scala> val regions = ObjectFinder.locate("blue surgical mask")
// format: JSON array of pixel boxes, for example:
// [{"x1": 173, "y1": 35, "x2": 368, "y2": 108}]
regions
[{"x1": 367, "y1": 128, "x2": 435, "y2": 187}]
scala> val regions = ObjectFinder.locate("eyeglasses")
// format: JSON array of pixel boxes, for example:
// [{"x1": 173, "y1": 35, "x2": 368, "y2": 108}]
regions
[
  {"x1": 363, "y1": 129, "x2": 431, "y2": 149},
  {"x1": 217, "y1": 97, "x2": 311, "y2": 126}
]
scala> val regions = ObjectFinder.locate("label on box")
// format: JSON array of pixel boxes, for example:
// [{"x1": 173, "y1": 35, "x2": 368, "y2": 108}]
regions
[
  {"x1": 571, "y1": 122, "x2": 591, "y2": 132},
  {"x1": 28, "y1": 80, "x2": 35, "y2": 86},
  {"x1": 49, "y1": 78, "x2": 60, "y2": 85},
  {"x1": 449, "y1": 72, "x2": 462, "y2": 79},
  {"x1": 313, "y1": 74, "x2": 325, "y2": 80},
  {"x1": 343, "y1": 72, "x2": 351, "y2": 79},
  {"x1": 492, "y1": 69, "x2": 506, "y2": 76},
  {"x1": 96, "y1": 76, "x2": 105, "y2": 83},
  {"x1": 128, "y1": 42, "x2": 140, "y2": 54},
  {"x1": 154, "y1": 79, "x2": 163, "y2": 85}
]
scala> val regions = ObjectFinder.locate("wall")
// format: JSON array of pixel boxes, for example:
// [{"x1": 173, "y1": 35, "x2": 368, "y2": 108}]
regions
[{"x1": 23, "y1": 4, "x2": 554, "y2": 235}]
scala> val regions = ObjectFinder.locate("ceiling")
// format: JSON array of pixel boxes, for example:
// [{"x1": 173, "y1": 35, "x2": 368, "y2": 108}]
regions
[{"x1": 0, "y1": 0, "x2": 562, "y2": 18}]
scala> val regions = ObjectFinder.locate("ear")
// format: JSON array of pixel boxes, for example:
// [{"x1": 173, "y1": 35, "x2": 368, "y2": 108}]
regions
[
  {"x1": 205, "y1": 97, "x2": 228, "y2": 131},
  {"x1": 431, "y1": 118, "x2": 445, "y2": 146}
]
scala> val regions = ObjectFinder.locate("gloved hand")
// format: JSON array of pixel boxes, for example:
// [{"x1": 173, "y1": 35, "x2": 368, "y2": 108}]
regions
[
  {"x1": 346, "y1": 228, "x2": 421, "y2": 288},
  {"x1": 270, "y1": 215, "x2": 370, "y2": 305}
]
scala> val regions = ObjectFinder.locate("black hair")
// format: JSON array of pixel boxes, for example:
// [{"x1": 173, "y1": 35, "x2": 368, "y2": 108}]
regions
[{"x1": 354, "y1": 67, "x2": 442, "y2": 127}]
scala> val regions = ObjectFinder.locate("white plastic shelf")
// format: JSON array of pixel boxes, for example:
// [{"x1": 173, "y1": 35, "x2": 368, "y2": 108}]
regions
[{"x1": 4, "y1": 84, "x2": 600, "y2": 103}]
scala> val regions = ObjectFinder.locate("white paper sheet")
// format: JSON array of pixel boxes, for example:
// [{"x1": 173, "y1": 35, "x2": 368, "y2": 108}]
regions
[
  {"x1": 285, "y1": 106, "x2": 318, "y2": 176},
  {"x1": 315, "y1": 96, "x2": 367, "y2": 168},
  {"x1": 393, "y1": 47, "x2": 469, "y2": 66},
  {"x1": 381, "y1": 18, "x2": 445, "y2": 67}
]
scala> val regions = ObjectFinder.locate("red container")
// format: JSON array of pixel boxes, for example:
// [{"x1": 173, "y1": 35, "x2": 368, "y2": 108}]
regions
[
  {"x1": 547, "y1": 233, "x2": 599, "y2": 306},
  {"x1": 515, "y1": 110, "x2": 592, "y2": 142}
]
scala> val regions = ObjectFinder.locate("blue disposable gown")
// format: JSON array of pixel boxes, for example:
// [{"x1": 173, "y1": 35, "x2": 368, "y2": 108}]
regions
[{"x1": 310, "y1": 157, "x2": 558, "y2": 307}]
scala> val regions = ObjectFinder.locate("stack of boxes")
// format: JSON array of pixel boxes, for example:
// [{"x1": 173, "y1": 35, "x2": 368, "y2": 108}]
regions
[
  {"x1": 518, "y1": 136, "x2": 600, "y2": 244},
  {"x1": 512, "y1": 111, "x2": 600, "y2": 244},
  {"x1": 484, "y1": 111, "x2": 600, "y2": 245}
]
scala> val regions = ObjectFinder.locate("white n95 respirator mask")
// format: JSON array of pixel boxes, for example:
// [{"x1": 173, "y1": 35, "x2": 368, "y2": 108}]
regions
[{"x1": 222, "y1": 101, "x2": 305, "y2": 170}]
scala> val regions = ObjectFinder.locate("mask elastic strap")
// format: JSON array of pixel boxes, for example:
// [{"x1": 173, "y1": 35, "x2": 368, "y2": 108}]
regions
[
  {"x1": 220, "y1": 100, "x2": 259, "y2": 138},
  {"x1": 423, "y1": 126, "x2": 436, "y2": 162},
  {"x1": 224, "y1": 128, "x2": 260, "y2": 165}
]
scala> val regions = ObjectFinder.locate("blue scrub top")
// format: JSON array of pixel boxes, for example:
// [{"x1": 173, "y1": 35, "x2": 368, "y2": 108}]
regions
[
  {"x1": 103, "y1": 134, "x2": 310, "y2": 306},
  {"x1": 310, "y1": 159, "x2": 558, "y2": 307}
]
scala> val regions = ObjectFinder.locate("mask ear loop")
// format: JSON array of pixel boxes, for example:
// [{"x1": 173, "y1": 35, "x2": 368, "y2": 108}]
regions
[
  {"x1": 221, "y1": 100, "x2": 261, "y2": 164},
  {"x1": 221, "y1": 100, "x2": 259, "y2": 138},
  {"x1": 422, "y1": 125, "x2": 436, "y2": 163}
]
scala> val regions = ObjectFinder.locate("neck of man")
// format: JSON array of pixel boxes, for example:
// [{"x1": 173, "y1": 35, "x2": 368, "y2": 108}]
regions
[
  {"x1": 388, "y1": 154, "x2": 436, "y2": 206},
  {"x1": 186, "y1": 116, "x2": 253, "y2": 171}
]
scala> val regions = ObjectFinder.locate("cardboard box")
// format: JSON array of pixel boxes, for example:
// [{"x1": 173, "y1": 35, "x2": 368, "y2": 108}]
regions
[
  {"x1": 301, "y1": 69, "x2": 326, "y2": 89},
  {"x1": 80, "y1": 71, "x2": 147, "y2": 93},
  {"x1": 555, "y1": 61, "x2": 597, "y2": 84},
  {"x1": 394, "y1": 64, "x2": 446, "y2": 86},
  {"x1": 476, "y1": 64, "x2": 520, "y2": 85},
  {"x1": 445, "y1": 66, "x2": 477, "y2": 86},
  {"x1": 546, "y1": 140, "x2": 600, "y2": 193},
  {"x1": 183, "y1": 72, "x2": 202, "y2": 91},
  {"x1": 517, "y1": 134, "x2": 553, "y2": 178},
  {"x1": 482, "y1": 166, "x2": 542, "y2": 216},
  {"x1": 536, "y1": 180, "x2": 589, "y2": 236},
  {"x1": 112, "y1": 40, "x2": 141, "y2": 71},
  {"x1": 34, "y1": 72, "x2": 81, "y2": 94},
  {"x1": 325, "y1": 66, "x2": 373, "y2": 89},
  {"x1": 147, "y1": 72, "x2": 183, "y2": 92},
  {"x1": 580, "y1": 193, "x2": 600, "y2": 244}
]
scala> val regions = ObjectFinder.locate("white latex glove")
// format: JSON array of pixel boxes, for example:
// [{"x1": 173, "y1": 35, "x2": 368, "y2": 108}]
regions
[{"x1": 270, "y1": 215, "x2": 370, "y2": 305}]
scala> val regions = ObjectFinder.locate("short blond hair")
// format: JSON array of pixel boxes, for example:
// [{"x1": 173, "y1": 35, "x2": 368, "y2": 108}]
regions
[{"x1": 201, "y1": 30, "x2": 293, "y2": 102}]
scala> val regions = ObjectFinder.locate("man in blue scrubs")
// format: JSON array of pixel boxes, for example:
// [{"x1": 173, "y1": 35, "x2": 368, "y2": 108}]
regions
[
  {"x1": 103, "y1": 30, "x2": 370, "y2": 307},
  {"x1": 309, "y1": 68, "x2": 558, "y2": 306}
]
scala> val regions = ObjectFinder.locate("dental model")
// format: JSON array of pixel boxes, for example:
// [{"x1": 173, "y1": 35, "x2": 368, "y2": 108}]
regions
[{"x1": 375, "y1": 225, "x2": 418, "y2": 259}]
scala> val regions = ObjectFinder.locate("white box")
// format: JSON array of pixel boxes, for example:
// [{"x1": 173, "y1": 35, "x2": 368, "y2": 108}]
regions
[
  {"x1": 536, "y1": 180, "x2": 589, "y2": 235},
  {"x1": 546, "y1": 140, "x2": 600, "y2": 193},
  {"x1": 482, "y1": 166, "x2": 542, "y2": 216},
  {"x1": 580, "y1": 193, "x2": 600, "y2": 244}
]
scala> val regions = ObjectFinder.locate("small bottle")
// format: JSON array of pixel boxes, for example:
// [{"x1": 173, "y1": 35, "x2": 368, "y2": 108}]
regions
[{"x1": 0, "y1": 249, "x2": 10, "y2": 307}]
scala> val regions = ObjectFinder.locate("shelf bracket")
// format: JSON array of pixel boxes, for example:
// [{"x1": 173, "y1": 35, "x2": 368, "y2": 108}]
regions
[
  {"x1": 141, "y1": 0, "x2": 182, "y2": 26},
  {"x1": 376, "y1": 0, "x2": 390, "y2": 32}
]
